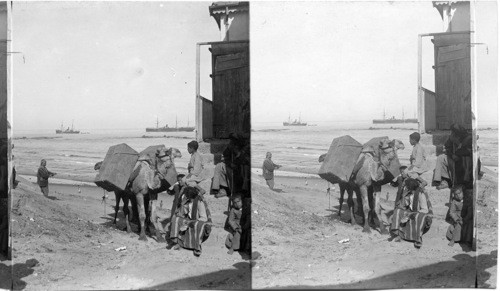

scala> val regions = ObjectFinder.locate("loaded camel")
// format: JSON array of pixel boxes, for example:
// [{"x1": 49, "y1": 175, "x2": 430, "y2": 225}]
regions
[
  {"x1": 94, "y1": 161, "x2": 137, "y2": 227},
  {"x1": 319, "y1": 138, "x2": 404, "y2": 234},
  {"x1": 96, "y1": 146, "x2": 181, "y2": 242}
]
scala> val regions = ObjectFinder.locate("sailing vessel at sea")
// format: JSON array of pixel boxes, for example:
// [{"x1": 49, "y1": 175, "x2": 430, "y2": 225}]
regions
[
  {"x1": 283, "y1": 113, "x2": 307, "y2": 126},
  {"x1": 145, "y1": 117, "x2": 195, "y2": 132},
  {"x1": 372, "y1": 109, "x2": 418, "y2": 124},
  {"x1": 56, "y1": 121, "x2": 80, "y2": 134}
]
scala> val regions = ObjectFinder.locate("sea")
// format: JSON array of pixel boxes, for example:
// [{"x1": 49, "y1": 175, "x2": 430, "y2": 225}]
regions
[
  {"x1": 252, "y1": 121, "x2": 498, "y2": 177},
  {"x1": 13, "y1": 129, "x2": 197, "y2": 183},
  {"x1": 12, "y1": 122, "x2": 498, "y2": 184}
]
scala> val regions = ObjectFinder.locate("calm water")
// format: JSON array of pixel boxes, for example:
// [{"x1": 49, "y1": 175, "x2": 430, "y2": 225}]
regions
[
  {"x1": 251, "y1": 124, "x2": 499, "y2": 175},
  {"x1": 12, "y1": 124, "x2": 498, "y2": 181},
  {"x1": 13, "y1": 129, "x2": 196, "y2": 181},
  {"x1": 252, "y1": 123, "x2": 419, "y2": 175}
]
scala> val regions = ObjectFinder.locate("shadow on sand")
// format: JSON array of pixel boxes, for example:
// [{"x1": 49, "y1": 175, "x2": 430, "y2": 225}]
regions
[
  {"x1": 0, "y1": 260, "x2": 12, "y2": 290},
  {"x1": 8, "y1": 258, "x2": 40, "y2": 290},
  {"x1": 98, "y1": 210, "x2": 169, "y2": 243},
  {"x1": 144, "y1": 261, "x2": 251, "y2": 290},
  {"x1": 42, "y1": 195, "x2": 60, "y2": 201},
  {"x1": 266, "y1": 251, "x2": 496, "y2": 289},
  {"x1": 325, "y1": 205, "x2": 366, "y2": 227}
]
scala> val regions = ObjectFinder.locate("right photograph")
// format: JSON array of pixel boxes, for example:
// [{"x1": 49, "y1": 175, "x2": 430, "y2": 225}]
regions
[{"x1": 250, "y1": 1, "x2": 497, "y2": 289}]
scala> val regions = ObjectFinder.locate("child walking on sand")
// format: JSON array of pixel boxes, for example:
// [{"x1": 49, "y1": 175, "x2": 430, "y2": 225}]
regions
[{"x1": 225, "y1": 195, "x2": 243, "y2": 255}]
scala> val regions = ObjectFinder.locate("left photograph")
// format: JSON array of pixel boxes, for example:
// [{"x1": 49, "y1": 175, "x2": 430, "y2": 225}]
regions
[{"x1": 9, "y1": 2, "x2": 250, "y2": 289}]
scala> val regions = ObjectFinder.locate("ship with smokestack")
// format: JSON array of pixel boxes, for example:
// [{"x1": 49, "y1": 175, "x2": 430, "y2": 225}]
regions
[
  {"x1": 283, "y1": 113, "x2": 307, "y2": 126},
  {"x1": 146, "y1": 117, "x2": 195, "y2": 132},
  {"x1": 372, "y1": 109, "x2": 418, "y2": 124},
  {"x1": 56, "y1": 121, "x2": 80, "y2": 134}
]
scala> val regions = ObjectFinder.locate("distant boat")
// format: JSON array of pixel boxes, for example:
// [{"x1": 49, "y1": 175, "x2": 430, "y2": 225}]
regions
[
  {"x1": 56, "y1": 121, "x2": 80, "y2": 134},
  {"x1": 372, "y1": 109, "x2": 418, "y2": 124},
  {"x1": 283, "y1": 113, "x2": 307, "y2": 126},
  {"x1": 146, "y1": 117, "x2": 195, "y2": 132}
]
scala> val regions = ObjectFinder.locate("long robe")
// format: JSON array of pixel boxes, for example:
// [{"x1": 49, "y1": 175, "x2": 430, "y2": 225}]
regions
[
  {"x1": 211, "y1": 162, "x2": 232, "y2": 193},
  {"x1": 391, "y1": 189, "x2": 433, "y2": 243},
  {"x1": 433, "y1": 134, "x2": 473, "y2": 188},
  {"x1": 37, "y1": 166, "x2": 54, "y2": 187},
  {"x1": 170, "y1": 196, "x2": 211, "y2": 252},
  {"x1": 262, "y1": 158, "x2": 278, "y2": 180}
]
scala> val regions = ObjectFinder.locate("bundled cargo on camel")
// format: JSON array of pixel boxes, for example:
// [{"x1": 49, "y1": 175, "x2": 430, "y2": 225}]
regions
[
  {"x1": 94, "y1": 143, "x2": 139, "y2": 192},
  {"x1": 318, "y1": 135, "x2": 363, "y2": 184}
]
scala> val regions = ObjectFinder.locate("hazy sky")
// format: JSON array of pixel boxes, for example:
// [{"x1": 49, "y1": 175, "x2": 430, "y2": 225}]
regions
[
  {"x1": 251, "y1": 1, "x2": 498, "y2": 126},
  {"x1": 12, "y1": 1, "x2": 219, "y2": 133},
  {"x1": 10, "y1": 1, "x2": 499, "y2": 132}
]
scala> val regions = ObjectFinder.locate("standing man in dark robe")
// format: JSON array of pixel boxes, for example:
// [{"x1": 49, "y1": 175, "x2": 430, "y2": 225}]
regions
[
  {"x1": 262, "y1": 152, "x2": 281, "y2": 190},
  {"x1": 211, "y1": 133, "x2": 243, "y2": 198},
  {"x1": 37, "y1": 159, "x2": 56, "y2": 197},
  {"x1": 432, "y1": 124, "x2": 472, "y2": 190}
]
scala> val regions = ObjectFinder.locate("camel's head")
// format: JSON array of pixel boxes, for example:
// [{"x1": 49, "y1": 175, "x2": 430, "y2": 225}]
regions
[
  {"x1": 155, "y1": 147, "x2": 180, "y2": 185},
  {"x1": 377, "y1": 137, "x2": 404, "y2": 179},
  {"x1": 156, "y1": 147, "x2": 181, "y2": 163},
  {"x1": 168, "y1": 147, "x2": 182, "y2": 159},
  {"x1": 379, "y1": 138, "x2": 397, "y2": 163},
  {"x1": 390, "y1": 139, "x2": 405, "y2": 151}
]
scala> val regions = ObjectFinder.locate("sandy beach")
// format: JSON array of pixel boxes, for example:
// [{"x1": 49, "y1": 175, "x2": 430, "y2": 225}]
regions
[
  {"x1": 252, "y1": 170, "x2": 497, "y2": 288},
  {"x1": 10, "y1": 176, "x2": 251, "y2": 290},
  {"x1": 251, "y1": 128, "x2": 498, "y2": 288}
]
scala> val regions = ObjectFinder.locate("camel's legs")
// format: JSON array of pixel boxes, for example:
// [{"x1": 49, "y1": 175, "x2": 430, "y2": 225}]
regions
[
  {"x1": 359, "y1": 185, "x2": 371, "y2": 233},
  {"x1": 136, "y1": 193, "x2": 148, "y2": 241},
  {"x1": 170, "y1": 185, "x2": 180, "y2": 222},
  {"x1": 338, "y1": 183, "x2": 346, "y2": 217},
  {"x1": 131, "y1": 195, "x2": 139, "y2": 225},
  {"x1": 356, "y1": 190, "x2": 364, "y2": 217},
  {"x1": 144, "y1": 195, "x2": 152, "y2": 235},
  {"x1": 121, "y1": 195, "x2": 132, "y2": 233},
  {"x1": 347, "y1": 187, "x2": 356, "y2": 226},
  {"x1": 113, "y1": 191, "x2": 121, "y2": 225}
]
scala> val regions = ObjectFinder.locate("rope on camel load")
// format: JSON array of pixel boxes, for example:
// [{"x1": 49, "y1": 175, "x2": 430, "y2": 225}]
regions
[
  {"x1": 325, "y1": 182, "x2": 336, "y2": 211},
  {"x1": 101, "y1": 189, "x2": 107, "y2": 216},
  {"x1": 326, "y1": 182, "x2": 331, "y2": 210}
]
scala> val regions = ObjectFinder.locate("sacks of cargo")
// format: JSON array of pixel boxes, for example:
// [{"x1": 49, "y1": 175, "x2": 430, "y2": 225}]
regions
[
  {"x1": 362, "y1": 136, "x2": 401, "y2": 178},
  {"x1": 318, "y1": 135, "x2": 363, "y2": 184},
  {"x1": 95, "y1": 143, "x2": 139, "y2": 192}
]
